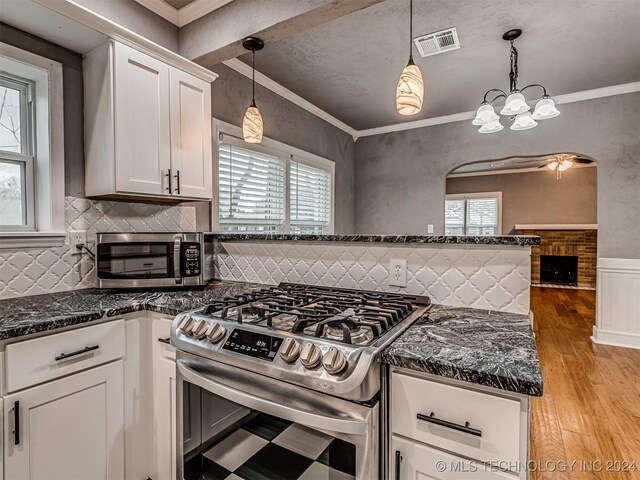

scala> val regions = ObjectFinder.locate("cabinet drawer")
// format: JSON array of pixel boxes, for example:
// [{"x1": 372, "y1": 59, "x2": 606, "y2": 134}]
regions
[
  {"x1": 391, "y1": 372, "x2": 521, "y2": 466},
  {"x1": 5, "y1": 320, "x2": 126, "y2": 392},
  {"x1": 391, "y1": 435, "x2": 516, "y2": 480}
]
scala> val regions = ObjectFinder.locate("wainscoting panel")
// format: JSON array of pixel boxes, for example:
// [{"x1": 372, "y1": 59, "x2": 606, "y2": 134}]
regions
[
  {"x1": 215, "y1": 241, "x2": 532, "y2": 314},
  {"x1": 593, "y1": 258, "x2": 640, "y2": 349}
]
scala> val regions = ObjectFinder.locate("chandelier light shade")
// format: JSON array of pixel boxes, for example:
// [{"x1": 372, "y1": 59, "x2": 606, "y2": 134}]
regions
[
  {"x1": 472, "y1": 103, "x2": 499, "y2": 125},
  {"x1": 396, "y1": 0, "x2": 424, "y2": 115},
  {"x1": 532, "y1": 96, "x2": 560, "y2": 120},
  {"x1": 478, "y1": 119, "x2": 504, "y2": 133},
  {"x1": 510, "y1": 111, "x2": 537, "y2": 131},
  {"x1": 242, "y1": 37, "x2": 265, "y2": 143},
  {"x1": 472, "y1": 29, "x2": 559, "y2": 134}
]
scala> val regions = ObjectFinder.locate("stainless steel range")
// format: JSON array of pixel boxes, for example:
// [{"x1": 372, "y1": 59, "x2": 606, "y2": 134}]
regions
[{"x1": 171, "y1": 283, "x2": 430, "y2": 480}]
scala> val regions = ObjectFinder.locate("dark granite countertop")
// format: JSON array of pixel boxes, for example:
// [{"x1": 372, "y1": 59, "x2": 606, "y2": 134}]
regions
[
  {"x1": 0, "y1": 281, "x2": 262, "y2": 340},
  {"x1": 211, "y1": 233, "x2": 541, "y2": 246},
  {"x1": 381, "y1": 305, "x2": 543, "y2": 396}
]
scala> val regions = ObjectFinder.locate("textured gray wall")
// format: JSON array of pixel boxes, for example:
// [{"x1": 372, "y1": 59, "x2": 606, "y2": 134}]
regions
[
  {"x1": 209, "y1": 63, "x2": 356, "y2": 233},
  {"x1": 446, "y1": 167, "x2": 598, "y2": 234},
  {"x1": 0, "y1": 23, "x2": 85, "y2": 197},
  {"x1": 73, "y1": 0, "x2": 179, "y2": 52},
  {"x1": 355, "y1": 93, "x2": 640, "y2": 259}
]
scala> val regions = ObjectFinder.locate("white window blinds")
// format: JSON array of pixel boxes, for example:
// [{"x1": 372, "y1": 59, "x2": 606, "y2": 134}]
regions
[
  {"x1": 218, "y1": 141, "x2": 286, "y2": 232},
  {"x1": 290, "y1": 160, "x2": 332, "y2": 234},
  {"x1": 445, "y1": 193, "x2": 501, "y2": 235}
]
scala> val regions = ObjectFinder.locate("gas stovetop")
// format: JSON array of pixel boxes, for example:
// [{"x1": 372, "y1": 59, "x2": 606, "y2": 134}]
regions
[{"x1": 171, "y1": 283, "x2": 431, "y2": 401}]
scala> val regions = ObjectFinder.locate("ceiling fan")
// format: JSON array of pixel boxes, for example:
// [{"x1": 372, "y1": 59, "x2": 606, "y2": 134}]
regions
[{"x1": 538, "y1": 154, "x2": 594, "y2": 179}]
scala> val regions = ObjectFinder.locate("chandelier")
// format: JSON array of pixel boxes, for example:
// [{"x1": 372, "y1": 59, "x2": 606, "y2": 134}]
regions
[{"x1": 472, "y1": 29, "x2": 560, "y2": 133}]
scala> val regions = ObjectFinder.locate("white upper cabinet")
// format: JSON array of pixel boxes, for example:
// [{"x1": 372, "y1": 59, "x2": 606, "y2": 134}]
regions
[{"x1": 84, "y1": 40, "x2": 213, "y2": 200}]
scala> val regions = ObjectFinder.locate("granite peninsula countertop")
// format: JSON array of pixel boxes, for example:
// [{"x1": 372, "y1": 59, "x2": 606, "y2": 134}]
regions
[
  {"x1": 0, "y1": 281, "x2": 262, "y2": 340},
  {"x1": 212, "y1": 233, "x2": 541, "y2": 246},
  {"x1": 382, "y1": 305, "x2": 543, "y2": 396}
]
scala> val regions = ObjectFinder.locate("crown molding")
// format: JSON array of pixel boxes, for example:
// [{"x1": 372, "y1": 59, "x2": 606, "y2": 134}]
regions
[
  {"x1": 134, "y1": 0, "x2": 234, "y2": 27},
  {"x1": 223, "y1": 58, "x2": 360, "y2": 141},
  {"x1": 357, "y1": 81, "x2": 640, "y2": 138}
]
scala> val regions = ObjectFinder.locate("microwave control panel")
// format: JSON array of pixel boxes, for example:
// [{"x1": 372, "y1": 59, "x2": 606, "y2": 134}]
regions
[{"x1": 181, "y1": 243, "x2": 201, "y2": 277}]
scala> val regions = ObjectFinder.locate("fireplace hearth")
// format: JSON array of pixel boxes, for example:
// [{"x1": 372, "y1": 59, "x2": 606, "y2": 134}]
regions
[{"x1": 540, "y1": 255, "x2": 578, "y2": 286}]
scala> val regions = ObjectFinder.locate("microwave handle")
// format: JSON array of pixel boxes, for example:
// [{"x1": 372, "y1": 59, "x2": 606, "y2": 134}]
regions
[
  {"x1": 174, "y1": 236, "x2": 182, "y2": 284},
  {"x1": 177, "y1": 360, "x2": 368, "y2": 435}
]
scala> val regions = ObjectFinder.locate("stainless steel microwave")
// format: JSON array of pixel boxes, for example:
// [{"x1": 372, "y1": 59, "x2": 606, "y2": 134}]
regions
[{"x1": 95, "y1": 233, "x2": 213, "y2": 288}]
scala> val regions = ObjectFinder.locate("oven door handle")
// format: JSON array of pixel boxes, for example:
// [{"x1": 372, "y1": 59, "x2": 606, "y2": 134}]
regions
[{"x1": 177, "y1": 360, "x2": 369, "y2": 435}]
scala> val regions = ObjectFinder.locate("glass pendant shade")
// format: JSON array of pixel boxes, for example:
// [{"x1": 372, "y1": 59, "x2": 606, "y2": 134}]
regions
[
  {"x1": 242, "y1": 105, "x2": 263, "y2": 143},
  {"x1": 472, "y1": 104, "x2": 499, "y2": 125},
  {"x1": 396, "y1": 60, "x2": 424, "y2": 115},
  {"x1": 478, "y1": 119, "x2": 504, "y2": 133},
  {"x1": 510, "y1": 111, "x2": 537, "y2": 130},
  {"x1": 546, "y1": 161, "x2": 558, "y2": 171},
  {"x1": 500, "y1": 92, "x2": 530, "y2": 116},
  {"x1": 558, "y1": 159, "x2": 573, "y2": 171},
  {"x1": 532, "y1": 97, "x2": 560, "y2": 120}
]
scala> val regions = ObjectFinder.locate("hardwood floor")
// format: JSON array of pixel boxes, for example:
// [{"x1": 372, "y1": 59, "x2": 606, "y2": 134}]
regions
[{"x1": 530, "y1": 287, "x2": 640, "y2": 480}]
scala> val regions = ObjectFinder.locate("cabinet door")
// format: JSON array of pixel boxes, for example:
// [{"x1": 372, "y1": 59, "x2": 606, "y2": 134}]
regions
[
  {"x1": 153, "y1": 355, "x2": 177, "y2": 480},
  {"x1": 4, "y1": 361, "x2": 125, "y2": 480},
  {"x1": 391, "y1": 435, "x2": 515, "y2": 480},
  {"x1": 169, "y1": 67, "x2": 212, "y2": 199},
  {"x1": 114, "y1": 42, "x2": 171, "y2": 196}
]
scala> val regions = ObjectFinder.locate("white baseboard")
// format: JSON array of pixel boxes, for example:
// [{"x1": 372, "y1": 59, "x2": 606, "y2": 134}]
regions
[{"x1": 593, "y1": 257, "x2": 640, "y2": 350}]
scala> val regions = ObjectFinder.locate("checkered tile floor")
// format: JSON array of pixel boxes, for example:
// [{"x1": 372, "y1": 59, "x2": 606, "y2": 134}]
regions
[{"x1": 184, "y1": 413, "x2": 356, "y2": 480}]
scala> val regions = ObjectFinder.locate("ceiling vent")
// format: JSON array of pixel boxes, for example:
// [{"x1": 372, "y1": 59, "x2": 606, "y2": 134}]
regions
[{"x1": 413, "y1": 27, "x2": 460, "y2": 57}]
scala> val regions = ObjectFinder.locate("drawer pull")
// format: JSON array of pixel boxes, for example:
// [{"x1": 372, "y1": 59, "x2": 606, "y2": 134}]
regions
[
  {"x1": 13, "y1": 401, "x2": 20, "y2": 445},
  {"x1": 395, "y1": 450, "x2": 402, "y2": 480},
  {"x1": 54, "y1": 345, "x2": 99, "y2": 362},
  {"x1": 417, "y1": 412, "x2": 482, "y2": 437},
  {"x1": 157, "y1": 337, "x2": 171, "y2": 344}
]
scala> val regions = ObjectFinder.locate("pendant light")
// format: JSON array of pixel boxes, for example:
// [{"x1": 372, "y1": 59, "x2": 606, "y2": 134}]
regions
[
  {"x1": 242, "y1": 37, "x2": 264, "y2": 143},
  {"x1": 396, "y1": 0, "x2": 424, "y2": 115}
]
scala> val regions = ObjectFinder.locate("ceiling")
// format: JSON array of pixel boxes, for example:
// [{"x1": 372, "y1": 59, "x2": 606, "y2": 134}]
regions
[
  {"x1": 238, "y1": 0, "x2": 640, "y2": 130},
  {"x1": 163, "y1": 0, "x2": 196, "y2": 8},
  {"x1": 449, "y1": 154, "x2": 595, "y2": 175}
]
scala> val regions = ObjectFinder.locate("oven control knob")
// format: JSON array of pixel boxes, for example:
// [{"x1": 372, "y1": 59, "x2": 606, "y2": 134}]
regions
[
  {"x1": 206, "y1": 323, "x2": 226, "y2": 343},
  {"x1": 192, "y1": 319, "x2": 209, "y2": 339},
  {"x1": 178, "y1": 315, "x2": 196, "y2": 335},
  {"x1": 300, "y1": 343, "x2": 322, "y2": 369},
  {"x1": 279, "y1": 338, "x2": 300, "y2": 363},
  {"x1": 322, "y1": 347, "x2": 347, "y2": 375}
]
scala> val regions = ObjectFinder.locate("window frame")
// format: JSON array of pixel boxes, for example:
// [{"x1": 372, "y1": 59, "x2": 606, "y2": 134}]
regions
[
  {"x1": 213, "y1": 120, "x2": 335, "y2": 234},
  {"x1": 445, "y1": 191, "x2": 502, "y2": 236},
  {"x1": 0, "y1": 42, "x2": 66, "y2": 248},
  {"x1": 0, "y1": 73, "x2": 36, "y2": 230}
]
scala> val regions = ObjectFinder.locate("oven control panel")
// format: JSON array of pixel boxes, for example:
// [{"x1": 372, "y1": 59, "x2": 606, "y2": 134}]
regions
[{"x1": 223, "y1": 329, "x2": 283, "y2": 361}]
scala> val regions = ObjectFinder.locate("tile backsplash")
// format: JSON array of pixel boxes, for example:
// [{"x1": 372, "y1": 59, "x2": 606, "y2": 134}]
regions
[
  {"x1": 216, "y1": 241, "x2": 532, "y2": 314},
  {"x1": 0, "y1": 196, "x2": 196, "y2": 299}
]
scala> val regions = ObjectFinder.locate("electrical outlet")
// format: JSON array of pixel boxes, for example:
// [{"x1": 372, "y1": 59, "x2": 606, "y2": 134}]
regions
[
  {"x1": 427, "y1": 224, "x2": 434, "y2": 234},
  {"x1": 389, "y1": 259, "x2": 407, "y2": 287},
  {"x1": 68, "y1": 230, "x2": 87, "y2": 256}
]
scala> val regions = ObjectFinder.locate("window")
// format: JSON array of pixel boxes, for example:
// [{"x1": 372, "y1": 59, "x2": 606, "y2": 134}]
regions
[
  {"x1": 0, "y1": 74, "x2": 34, "y2": 229},
  {"x1": 217, "y1": 129, "x2": 334, "y2": 234},
  {"x1": 445, "y1": 192, "x2": 502, "y2": 235},
  {"x1": 0, "y1": 42, "x2": 65, "y2": 246}
]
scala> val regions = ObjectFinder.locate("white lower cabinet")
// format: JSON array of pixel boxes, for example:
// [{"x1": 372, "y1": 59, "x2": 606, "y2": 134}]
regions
[
  {"x1": 3, "y1": 361, "x2": 125, "y2": 480},
  {"x1": 392, "y1": 435, "x2": 515, "y2": 480},
  {"x1": 153, "y1": 355, "x2": 177, "y2": 480}
]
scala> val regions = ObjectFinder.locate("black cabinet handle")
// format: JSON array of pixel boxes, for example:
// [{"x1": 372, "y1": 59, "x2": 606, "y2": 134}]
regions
[
  {"x1": 13, "y1": 401, "x2": 20, "y2": 445},
  {"x1": 417, "y1": 412, "x2": 482, "y2": 437},
  {"x1": 165, "y1": 168, "x2": 172, "y2": 192},
  {"x1": 157, "y1": 337, "x2": 171, "y2": 344},
  {"x1": 174, "y1": 170, "x2": 181, "y2": 195},
  {"x1": 395, "y1": 450, "x2": 402, "y2": 480},
  {"x1": 54, "y1": 345, "x2": 99, "y2": 362}
]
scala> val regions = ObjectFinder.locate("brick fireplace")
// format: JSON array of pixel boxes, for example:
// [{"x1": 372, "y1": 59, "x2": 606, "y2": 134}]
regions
[{"x1": 515, "y1": 228, "x2": 597, "y2": 288}]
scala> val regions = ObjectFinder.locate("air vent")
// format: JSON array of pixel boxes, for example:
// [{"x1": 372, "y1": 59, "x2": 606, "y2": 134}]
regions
[{"x1": 414, "y1": 27, "x2": 460, "y2": 57}]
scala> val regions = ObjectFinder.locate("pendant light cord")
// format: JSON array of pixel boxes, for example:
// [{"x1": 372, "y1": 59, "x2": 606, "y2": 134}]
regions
[
  {"x1": 509, "y1": 40, "x2": 518, "y2": 92},
  {"x1": 409, "y1": 0, "x2": 413, "y2": 61},
  {"x1": 251, "y1": 48, "x2": 256, "y2": 107}
]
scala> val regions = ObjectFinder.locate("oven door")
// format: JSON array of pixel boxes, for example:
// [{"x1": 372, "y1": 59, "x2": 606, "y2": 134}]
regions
[{"x1": 176, "y1": 352, "x2": 378, "y2": 480}]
